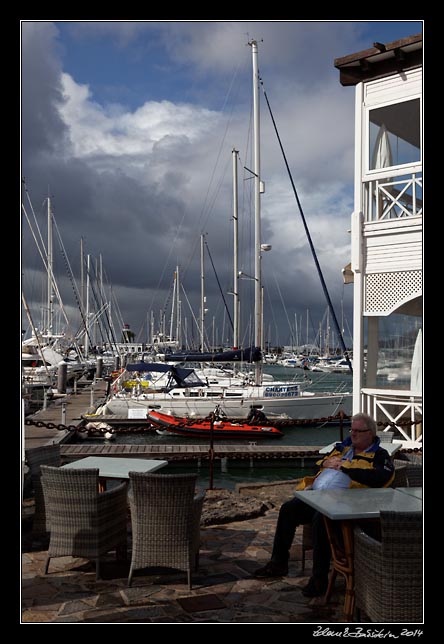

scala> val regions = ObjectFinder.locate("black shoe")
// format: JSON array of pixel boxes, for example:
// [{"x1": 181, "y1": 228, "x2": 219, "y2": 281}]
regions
[
  {"x1": 302, "y1": 576, "x2": 328, "y2": 597},
  {"x1": 253, "y1": 561, "x2": 288, "y2": 578}
]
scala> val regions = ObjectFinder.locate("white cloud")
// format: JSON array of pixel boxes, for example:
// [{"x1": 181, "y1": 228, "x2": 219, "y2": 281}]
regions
[{"x1": 59, "y1": 72, "x2": 221, "y2": 163}]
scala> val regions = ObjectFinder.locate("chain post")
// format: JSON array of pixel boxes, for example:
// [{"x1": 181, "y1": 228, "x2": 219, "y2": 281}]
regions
[{"x1": 61, "y1": 402, "x2": 67, "y2": 426}]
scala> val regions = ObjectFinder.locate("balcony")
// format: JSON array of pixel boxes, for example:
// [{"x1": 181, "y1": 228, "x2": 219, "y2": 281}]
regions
[
  {"x1": 363, "y1": 173, "x2": 422, "y2": 223},
  {"x1": 361, "y1": 387, "x2": 422, "y2": 446}
]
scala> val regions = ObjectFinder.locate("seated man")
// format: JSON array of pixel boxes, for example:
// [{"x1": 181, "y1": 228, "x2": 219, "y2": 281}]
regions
[{"x1": 253, "y1": 412, "x2": 394, "y2": 597}]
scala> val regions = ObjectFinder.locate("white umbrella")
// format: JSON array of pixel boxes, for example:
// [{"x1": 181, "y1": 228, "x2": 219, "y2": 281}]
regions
[
  {"x1": 372, "y1": 123, "x2": 393, "y2": 218},
  {"x1": 410, "y1": 328, "x2": 422, "y2": 394},
  {"x1": 372, "y1": 123, "x2": 393, "y2": 170}
]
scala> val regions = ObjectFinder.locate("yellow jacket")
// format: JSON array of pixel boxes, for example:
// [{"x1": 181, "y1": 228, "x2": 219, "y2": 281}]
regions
[{"x1": 296, "y1": 436, "x2": 395, "y2": 490}]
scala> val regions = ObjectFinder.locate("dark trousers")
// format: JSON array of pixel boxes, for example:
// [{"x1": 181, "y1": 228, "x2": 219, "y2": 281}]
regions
[{"x1": 271, "y1": 497, "x2": 332, "y2": 580}]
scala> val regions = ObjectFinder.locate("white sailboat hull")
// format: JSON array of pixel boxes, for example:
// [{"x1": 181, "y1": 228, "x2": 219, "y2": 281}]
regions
[{"x1": 102, "y1": 387, "x2": 352, "y2": 421}]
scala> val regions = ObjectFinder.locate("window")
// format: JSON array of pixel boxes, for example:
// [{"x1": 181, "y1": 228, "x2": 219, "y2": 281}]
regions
[{"x1": 369, "y1": 98, "x2": 420, "y2": 171}]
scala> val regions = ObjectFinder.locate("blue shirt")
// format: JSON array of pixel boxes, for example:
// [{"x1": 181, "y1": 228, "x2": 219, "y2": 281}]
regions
[{"x1": 312, "y1": 446, "x2": 354, "y2": 490}]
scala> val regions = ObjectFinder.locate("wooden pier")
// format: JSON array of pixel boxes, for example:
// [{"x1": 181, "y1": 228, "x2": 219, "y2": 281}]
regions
[
  {"x1": 59, "y1": 442, "x2": 322, "y2": 464},
  {"x1": 24, "y1": 379, "x2": 109, "y2": 450}
]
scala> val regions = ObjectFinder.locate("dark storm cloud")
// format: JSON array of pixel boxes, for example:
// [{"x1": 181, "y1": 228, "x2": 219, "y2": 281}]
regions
[
  {"x1": 21, "y1": 22, "x2": 69, "y2": 158},
  {"x1": 21, "y1": 20, "x2": 370, "y2": 345}
]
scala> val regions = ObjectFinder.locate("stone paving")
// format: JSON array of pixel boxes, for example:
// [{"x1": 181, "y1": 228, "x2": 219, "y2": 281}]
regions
[{"x1": 21, "y1": 483, "x2": 347, "y2": 624}]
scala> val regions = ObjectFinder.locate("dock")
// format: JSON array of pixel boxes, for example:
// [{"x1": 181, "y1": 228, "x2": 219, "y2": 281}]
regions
[
  {"x1": 24, "y1": 379, "x2": 109, "y2": 449},
  {"x1": 59, "y1": 442, "x2": 322, "y2": 464}
]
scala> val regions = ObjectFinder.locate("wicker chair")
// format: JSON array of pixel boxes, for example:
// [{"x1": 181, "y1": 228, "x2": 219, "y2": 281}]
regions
[
  {"x1": 354, "y1": 511, "x2": 423, "y2": 623},
  {"x1": 376, "y1": 430, "x2": 394, "y2": 443},
  {"x1": 393, "y1": 456, "x2": 423, "y2": 487},
  {"x1": 41, "y1": 465, "x2": 128, "y2": 580},
  {"x1": 391, "y1": 462, "x2": 408, "y2": 488},
  {"x1": 25, "y1": 444, "x2": 61, "y2": 536},
  {"x1": 127, "y1": 472, "x2": 205, "y2": 589},
  {"x1": 301, "y1": 464, "x2": 405, "y2": 571}
]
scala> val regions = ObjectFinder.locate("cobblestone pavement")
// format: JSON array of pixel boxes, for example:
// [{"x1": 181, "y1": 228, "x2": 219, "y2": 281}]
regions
[{"x1": 21, "y1": 484, "x2": 347, "y2": 624}]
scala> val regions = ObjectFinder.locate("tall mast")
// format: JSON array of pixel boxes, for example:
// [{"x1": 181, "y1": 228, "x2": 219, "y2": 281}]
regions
[
  {"x1": 170, "y1": 270, "x2": 176, "y2": 342},
  {"x1": 232, "y1": 148, "x2": 239, "y2": 350},
  {"x1": 250, "y1": 39, "x2": 262, "y2": 385},
  {"x1": 47, "y1": 195, "x2": 54, "y2": 335},
  {"x1": 84, "y1": 254, "x2": 90, "y2": 357},
  {"x1": 80, "y1": 237, "x2": 85, "y2": 317},
  {"x1": 175, "y1": 265, "x2": 181, "y2": 347},
  {"x1": 200, "y1": 234, "x2": 205, "y2": 351}
]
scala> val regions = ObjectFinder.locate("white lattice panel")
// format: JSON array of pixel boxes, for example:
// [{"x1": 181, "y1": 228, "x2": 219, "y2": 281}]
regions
[{"x1": 364, "y1": 270, "x2": 422, "y2": 314}]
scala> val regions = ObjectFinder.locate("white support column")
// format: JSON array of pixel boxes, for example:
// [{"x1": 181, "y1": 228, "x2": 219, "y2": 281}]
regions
[
  {"x1": 352, "y1": 82, "x2": 365, "y2": 414},
  {"x1": 366, "y1": 316, "x2": 379, "y2": 389}
]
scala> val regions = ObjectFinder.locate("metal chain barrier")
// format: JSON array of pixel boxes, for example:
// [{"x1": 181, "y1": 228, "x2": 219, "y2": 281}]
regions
[
  {"x1": 24, "y1": 418, "x2": 153, "y2": 435},
  {"x1": 24, "y1": 414, "x2": 423, "y2": 440}
]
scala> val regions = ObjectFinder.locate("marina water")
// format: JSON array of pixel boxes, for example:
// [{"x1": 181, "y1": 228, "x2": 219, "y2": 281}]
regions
[{"x1": 73, "y1": 366, "x2": 353, "y2": 488}]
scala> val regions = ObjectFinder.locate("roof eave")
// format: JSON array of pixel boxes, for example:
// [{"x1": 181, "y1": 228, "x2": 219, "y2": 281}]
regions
[{"x1": 334, "y1": 32, "x2": 422, "y2": 86}]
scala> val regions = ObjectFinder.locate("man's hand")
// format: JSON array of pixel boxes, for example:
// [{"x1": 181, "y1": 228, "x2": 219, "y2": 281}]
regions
[{"x1": 322, "y1": 456, "x2": 342, "y2": 470}]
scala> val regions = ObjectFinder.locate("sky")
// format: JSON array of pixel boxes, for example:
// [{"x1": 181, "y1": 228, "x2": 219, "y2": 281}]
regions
[{"x1": 21, "y1": 20, "x2": 423, "y2": 351}]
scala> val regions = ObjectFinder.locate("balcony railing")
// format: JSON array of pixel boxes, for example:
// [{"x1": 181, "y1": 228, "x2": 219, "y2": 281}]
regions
[
  {"x1": 364, "y1": 174, "x2": 422, "y2": 222},
  {"x1": 361, "y1": 387, "x2": 422, "y2": 444}
]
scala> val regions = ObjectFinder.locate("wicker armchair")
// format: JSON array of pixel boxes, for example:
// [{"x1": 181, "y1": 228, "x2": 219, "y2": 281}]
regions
[
  {"x1": 25, "y1": 444, "x2": 61, "y2": 536},
  {"x1": 41, "y1": 465, "x2": 128, "y2": 580},
  {"x1": 392, "y1": 462, "x2": 408, "y2": 488},
  {"x1": 377, "y1": 430, "x2": 394, "y2": 443},
  {"x1": 127, "y1": 472, "x2": 205, "y2": 589},
  {"x1": 354, "y1": 511, "x2": 423, "y2": 623},
  {"x1": 393, "y1": 456, "x2": 423, "y2": 487}
]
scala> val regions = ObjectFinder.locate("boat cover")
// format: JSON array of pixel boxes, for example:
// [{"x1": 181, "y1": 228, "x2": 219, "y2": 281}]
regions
[
  {"x1": 124, "y1": 362, "x2": 206, "y2": 388},
  {"x1": 166, "y1": 346, "x2": 262, "y2": 363}
]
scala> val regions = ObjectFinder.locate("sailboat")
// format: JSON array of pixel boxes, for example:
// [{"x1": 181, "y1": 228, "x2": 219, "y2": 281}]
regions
[{"x1": 99, "y1": 41, "x2": 352, "y2": 423}]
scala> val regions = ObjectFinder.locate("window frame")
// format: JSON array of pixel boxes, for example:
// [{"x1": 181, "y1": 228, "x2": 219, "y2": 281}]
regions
[{"x1": 363, "y1": 94, "x2": 422, "y2": 181}]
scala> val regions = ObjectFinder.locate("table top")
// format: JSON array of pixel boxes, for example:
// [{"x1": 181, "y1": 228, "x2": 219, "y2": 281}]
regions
[
  {"x1": 294, "y1": 487, "x2": 422, "y2": 520},
  {"x1": 62, "y1": 456, "x2": 168, "y2": 479},
  {"x1": 394, "y1": 487, "x2": 423, "y2": 500}
]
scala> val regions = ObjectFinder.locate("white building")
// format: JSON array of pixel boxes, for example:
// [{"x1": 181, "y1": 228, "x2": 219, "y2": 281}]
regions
[{"x1": 335, "y1": 33, "x2": 422, "y2": 448}]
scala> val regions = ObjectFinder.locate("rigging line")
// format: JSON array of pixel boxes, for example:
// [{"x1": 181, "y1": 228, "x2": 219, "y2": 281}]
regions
[
  {"x1": 105, "y1": 284, "x2": 126, "y2": 350},
  {"x1": 21, "y1": 292, "x2": 52, "y2": 378},
  {"x1": 182, "y1": 65, "x2": 247, "y2": 280},
  {"x1": 261, "y1": 278, "x2": 279, "y2": 346},
  {"x1": 21, "y1": 202, "x2": 71, "y2": 329},
  {"x1": 88, "y1": 259, "x2": 124, "y2": 349},
  {"x1": 180, "y1": 282, "x2": 203, "y2": 346},
  {"x1": 52, "y1": 216, "x2": 84, "y2": 313},
  {"x1": 306, "y1": 309, "x2": 322, "y2": 354},
  {"x1": 22, "y1": 181, "x2": 47, "y2": 264},
  {"x1": 59, "y1": 242, "x2": 89, "y2": 346},
  {"x1": 204, "y1": 239, "x2": 234, "y2": 333},
  {"x1": 181, "y1": 122, "x2": 233, "y2": 280},
  {"x1": 142, "y1": 62, "x2": 246, "y2": 331},
  {"x1": 53, "y1": 215, "x2": 85, "y2": 332},
  {"x1": 105, "y1": 289, "x2": 121, "y2": 351},
  {"x1": 22, "y1": 203, "x2": 47, "y2": 272},
  {"x1": 194, "y1": 62, "x2": 244, "y2": 230},
  {"x1": 74, "y1": 256, "x2": 105, "y2": 350},
  {"x1": 260, "y1": 79, "x2": 353, "y2": 375},
  {"x1": 341, "y1": 280, "x2": 353, "y2": 345},
  {"x1": 270, "y1": 269, "x2": 296, "y2": 346}
]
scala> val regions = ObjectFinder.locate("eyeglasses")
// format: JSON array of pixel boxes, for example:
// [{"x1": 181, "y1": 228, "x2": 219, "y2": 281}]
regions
[{"x1": 349, "y1": 428, "x2": 371, "y2": 434}]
